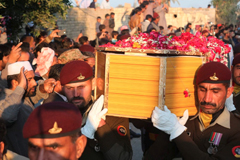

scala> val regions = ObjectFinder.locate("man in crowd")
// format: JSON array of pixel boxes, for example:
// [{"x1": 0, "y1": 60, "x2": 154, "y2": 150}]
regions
[
  {"x1": 100, "y1": 0, "x2": 111, "y2": 9},
  {"x1": 43, "y1": 64, "x2": 66, "y2": 104},
  {"x1": 103, "y1": 14, "x2": 111, "y2": 35},
  {"x1": 129, "y1": 7, "x2": 142, "y2": 30},
  {"x1": 79, "y1": 36, "x2": 95, "y2": 53},
  {"x1": 0, "y1": 61, "x2": 56, "y2": 157},
  {"x1": 145, "y1": 62, "x2": 240, "y2": 159},
  {"x1": 23, "y1": 102, "x2": 87, "y2": 160},
  {"x1": 231, "y1": 54, "x2": 240, "y2": 112},
  {"x1": 142, "y1": 14, "x2": 152, "y2": 33},
  {"x1": 96, "y1": 16, "x2": 101, "y2": 34},
  {"x1": 18, "y1": 42, "x2": 30, "y2": 62},
  {"x1": 147, "y1": 12, "x2": 160, "y2": 32},
  {"x1": 0, "y1": 44, "x2": 11, "y2": 71},
  {"x1": 109, "y1": 12, "x2": 115, "y2": 37},
  {"x1": 60, "y1": 60, "x2": 132, "y2": 160}
]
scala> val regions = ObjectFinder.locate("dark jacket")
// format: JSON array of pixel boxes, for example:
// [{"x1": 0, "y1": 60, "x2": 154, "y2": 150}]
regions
[
  {"x1": 109, "y1": 18, "x2": 115, "y2": 29},
  {"x1": 144, "y1": 107, "x2": 240, "y2": 160},
  {"x1": 80, "y1": 116, "x2": 132, "y2": 160},
  {"x1": 234, "y1": 93, "x2": 240, "y2": 113},
  {"x1": 43, "y1": 92, "x2": 66, "y2": 104}
]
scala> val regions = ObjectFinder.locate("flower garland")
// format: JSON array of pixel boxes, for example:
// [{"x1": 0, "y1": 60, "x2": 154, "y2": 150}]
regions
[{"x1": 100, "y1": 31, "x2": 231, "y2": 64}]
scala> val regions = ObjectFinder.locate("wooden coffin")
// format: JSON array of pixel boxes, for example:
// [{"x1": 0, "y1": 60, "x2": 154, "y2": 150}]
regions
[{"x1": 95, "y1": 48, "x2": 205, "y2": 119}]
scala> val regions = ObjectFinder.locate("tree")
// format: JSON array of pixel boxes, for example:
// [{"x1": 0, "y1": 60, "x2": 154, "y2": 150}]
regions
[
  {"x1": 211, "y1": 0, "x2": 240, "y2": 24},
  {"x1": 0, "y1": 0, "x2": 71, "y2": 42}
]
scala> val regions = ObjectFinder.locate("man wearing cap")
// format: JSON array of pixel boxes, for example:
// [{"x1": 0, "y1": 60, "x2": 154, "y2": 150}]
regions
[
  {"x1": 60, "y1": 60, "x2": 132, "y2": 160},
  {"x1": 0, "y1": 61, "x2": 56, "y2": 157},
  {"x1": 147, "y1": 12, "x2": 160, "y2": 32},
  {"x1": 23, "y1": 102, "x2": 87, "y2": 160},
  {"x1": 230, "y1": 54, "x2": 240, "y2": 113},
  {"x1": 144, "y1": 62, "x2": 240, "y2": 159}
]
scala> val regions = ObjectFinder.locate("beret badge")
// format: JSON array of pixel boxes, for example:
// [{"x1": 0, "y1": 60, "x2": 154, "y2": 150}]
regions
[
  {"x1": 48, "y1": 122, "x2": 62, "y2": 134},
  {"x1": 209, "y1": 73, "x2": 219, "y2": 81},
  {"x1": 77, "y1": 73, "x2": 85, "y2": 80}
]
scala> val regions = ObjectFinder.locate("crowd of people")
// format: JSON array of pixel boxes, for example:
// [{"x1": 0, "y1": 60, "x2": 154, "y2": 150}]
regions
[{"x1": 0, "y1": 0, "x2": 240, "y2": 160}]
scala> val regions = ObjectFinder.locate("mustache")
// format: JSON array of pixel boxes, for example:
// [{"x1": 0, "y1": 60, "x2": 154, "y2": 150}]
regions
[
  {"x1": 200, "y1": 101, "x2": 216, "y2": 107},
  {"x1": 71, "y1": 97, "x2": 85, "y2": 101}
]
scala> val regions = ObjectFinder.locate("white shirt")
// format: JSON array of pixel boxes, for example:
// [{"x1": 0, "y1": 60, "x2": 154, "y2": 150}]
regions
[
  {"x1": 141, "y1": 20, "x2": 150, "y2": 33},
  {"x1": 80, "y1": 0, "x2": 91, "y2": 8},
  {"x1": 69, "y1": 0, "x2": 78, "y2": 7},
  {"x1": 100, "y1": 0, "x2": 111, "y2": 9}
]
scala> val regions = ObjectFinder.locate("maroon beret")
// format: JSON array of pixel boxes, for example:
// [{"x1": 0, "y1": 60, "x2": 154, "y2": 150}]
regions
[
  {"x1": 60, "y1": 60, "x2": 93, "y2": 85},
  {"x1": 196, "y1": 62, "x2": 231, "y2": 85},
  {"x1": 232, "y1": 54, "x2": 240, "y2": 66},
  {"x1": 23, "y1": 102, "x2": 82, "y2": 138},
  {"x1": 79, "y1": 44, "x2": 95, "y2": 53},
  {"x1": 153, "y1": 12, "x2": 159, "y2": 19}
]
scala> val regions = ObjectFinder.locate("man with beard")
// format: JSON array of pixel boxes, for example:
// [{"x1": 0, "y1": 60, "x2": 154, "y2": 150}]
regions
[
  {"x1": 231, "y1": 54, "x2": 240, "y2": 112},
  {"x1": 60, "y1": 60, "x2": 132, "y2": 160},
  {"x1": 0, "y1": 61, "x2": 56, "y2": 157},
  {"x1": 144, "y1": 62, "x2": 240, "y2": 159}
]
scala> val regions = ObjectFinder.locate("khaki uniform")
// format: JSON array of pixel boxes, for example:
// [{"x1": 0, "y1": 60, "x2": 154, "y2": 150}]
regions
[
  {"x1": 144, "y1": 107, "x2": 240, "y2": 160},
  {"x1": 80, "y1": 100, "x2": 132, "y2": 160}
]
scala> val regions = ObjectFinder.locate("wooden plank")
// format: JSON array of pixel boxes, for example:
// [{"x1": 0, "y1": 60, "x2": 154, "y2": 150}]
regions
[
  {"x1": 95, "y1": 52, "x2": 106, "y2": 99},
  {"x1": 108, "y1": 78, "x2": 159, "y2": 96},
  {"x1": 107, "y1": 93, "x2": 158, "y2": 118},
  {"x1": 96, "y1": 47, "x2": 203, "y2": 56}
]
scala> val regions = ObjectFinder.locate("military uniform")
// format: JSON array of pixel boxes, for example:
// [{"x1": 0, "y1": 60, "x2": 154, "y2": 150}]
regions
[
  {"x1": 144, "y1": 107, "x2": 240, "y2": 160},
  {"x1": 80, "y1": 116, "x2": 132, "y2": 160},
  {"x1": 60, "y1": 61, "x2": 133, "y2": 160},
  {"x1": 233, "y1": 93, "x2": 240, "y2": 113}
]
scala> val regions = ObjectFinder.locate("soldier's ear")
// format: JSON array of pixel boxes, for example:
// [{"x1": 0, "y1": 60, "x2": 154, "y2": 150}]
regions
[
  {"x1": 76, "y1": 135, "x2": 87, "y2": 158},
  {"x1": 227, "y1": 86, "x2": 234, "y2": 98},
  {"x1": 11, "y1": 79, "x2": 19, "y2": 90}
]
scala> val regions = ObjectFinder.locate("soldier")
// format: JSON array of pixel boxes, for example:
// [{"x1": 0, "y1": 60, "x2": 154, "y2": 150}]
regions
[
  {"x1": 231, "y1": 54, "x2": 240, "y2": 112},
  {"x1": 59, "y1": 60, "x2": 132, "y2": 160},
  {"x1": 146, "y1": 62, "x2": 240, "y2": 159},
  {"x1": 23, "y1": 102, "x2": 87, "y2": 160}
]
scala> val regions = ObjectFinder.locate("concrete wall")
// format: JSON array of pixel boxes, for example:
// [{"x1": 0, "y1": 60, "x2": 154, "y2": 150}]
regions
[{"x1": 57, "y1": 7, "x2": 216, "y2": 41}]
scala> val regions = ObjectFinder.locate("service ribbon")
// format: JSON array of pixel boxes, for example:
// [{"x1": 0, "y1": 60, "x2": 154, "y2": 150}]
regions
[{"x1": 213, "y1": 133, "x2": 223, "y2": 146}]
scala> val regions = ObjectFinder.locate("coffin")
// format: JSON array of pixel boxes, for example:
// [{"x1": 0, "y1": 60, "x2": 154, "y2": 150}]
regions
[{"x1": 95, "y1": 47, "x2": 206, "y2": 119}]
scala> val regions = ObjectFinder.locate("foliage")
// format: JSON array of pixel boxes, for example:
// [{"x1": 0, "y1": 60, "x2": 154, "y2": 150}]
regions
[
  {"x1": 211, "y1": 0, "x2": 240, "y2": 24},
  {"x1": 0, "y1": 0, "x2": 72, "y2": 42}
]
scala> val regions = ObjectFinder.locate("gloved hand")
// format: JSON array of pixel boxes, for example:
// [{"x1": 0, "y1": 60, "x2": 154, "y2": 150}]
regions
[
  {"x1": 225, "y1": 94, "x2": 236, "y2": 112},
  {"x1": 81, "y1": 95, "x2": 108, "y2": 139},
  {"x1": 178, "y1": 109, "x2": 189, "y2": 126},
  {"x1": 151, "y1": 106, "x2": 186, "y2": 141}
]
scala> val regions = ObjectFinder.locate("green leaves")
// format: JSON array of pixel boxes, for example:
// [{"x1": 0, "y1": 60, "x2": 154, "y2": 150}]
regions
[
  {"x1": 211, "y1": 0, "x2": 240, "y2": 24},
  {"x1": 0, "y1": 0, "x2": 71, "y2": 42}
]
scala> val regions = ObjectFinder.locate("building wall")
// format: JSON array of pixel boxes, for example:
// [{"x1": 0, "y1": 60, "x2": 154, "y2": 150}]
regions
[{"x1": 57, "y1": 7, "x2": 215, "y2": 41}]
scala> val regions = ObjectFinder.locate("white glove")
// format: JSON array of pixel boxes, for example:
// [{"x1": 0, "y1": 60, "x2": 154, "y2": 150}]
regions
[
  {"x1": 178, "y1": 109, "x2": 189, "y2": 126},
  {"x1": 225, "y1": 94, "x2": 236, "y2": 112},
  {"x1": 81, "y1": 95, "x2": 108, "y2": 139},
  {"x1": 151, "y1": 105, "x2": 186, "y2": 141}
]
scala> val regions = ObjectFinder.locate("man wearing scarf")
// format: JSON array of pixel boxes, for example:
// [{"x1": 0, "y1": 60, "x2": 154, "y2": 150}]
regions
[{"x1": 144, "y1": 62, "x2": 240, "y2": 159}]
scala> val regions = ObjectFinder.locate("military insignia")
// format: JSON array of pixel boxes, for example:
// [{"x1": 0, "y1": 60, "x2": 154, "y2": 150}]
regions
[
  {"x1": 77, "y1": 73, "x2": 85, "y2": 80},
  {"x1": 210, "y1": 73, "x2": 219, "y2": 81},
  {"x1": 48, "y1": 122, "x2": 62, "y2": 134},
  {"x1": 117, "y1": 125, "x2": 127, "y2": 136},
  {"x1": 232, "y1": 146, "x2": 240, "y2": 158},
  {"x1": 207, "y1": 132, "x2": 222, "y2": 155}
]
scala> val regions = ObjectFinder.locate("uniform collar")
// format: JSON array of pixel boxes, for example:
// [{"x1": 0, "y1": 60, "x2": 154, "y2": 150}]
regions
[
  {"x1": 190, "y1": 107, "x2": 230, "y2": 130},
  {"x1": 54, "y1": 92, "x2": 67, "y2": 102}
]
